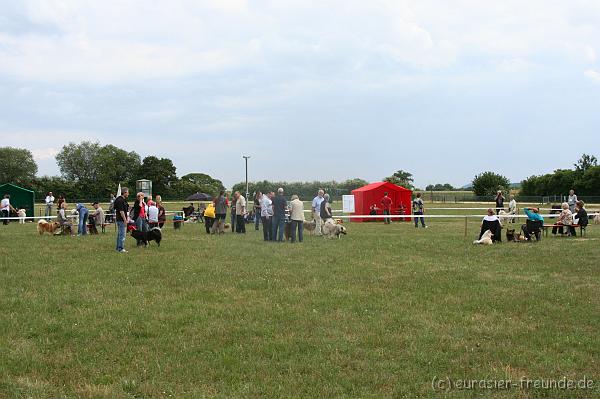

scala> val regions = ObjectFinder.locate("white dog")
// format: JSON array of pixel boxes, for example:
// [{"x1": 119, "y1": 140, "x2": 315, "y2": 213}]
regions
[
  {"x1": 498, "y1": 209, "x2": 515, "y2": 224},
  {"x1": 17, "y1": 209, "x2": 27, "y2": 224},
  {"x1": 322, "y1": 219, "x2": 347, "y2": 239},
  {"x1": 594, "y1": 213, "x2": 600, "y2": 225},
  {"x1": 473, "y1": 229, "x2": 494, "y2": 245}
]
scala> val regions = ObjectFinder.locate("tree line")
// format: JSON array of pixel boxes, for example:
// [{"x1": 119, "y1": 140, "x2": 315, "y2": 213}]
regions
[
  {"x1": 0, "y1": 143, "x2": 225, "y2": 201},
  {"x1": 520, "y1": 154, "x2": 600, "y2": 196}
]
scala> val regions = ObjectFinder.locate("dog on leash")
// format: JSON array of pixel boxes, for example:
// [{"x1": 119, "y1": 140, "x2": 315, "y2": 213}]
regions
[
  {"x1": 473, "y1": 229, "x2": 494, "y2": 245},
  {"x1": 322, "y1": 219, "x2": 347, "y2": 239},
  {"x1": 37, "y1": 219, "x2": 60, "y2": 235},
  {"x1": 17, "y1": 209, "x2": 27, "y2": 224},
  {"x1": 131, "y1": 227, "x2": 162, "y2": 247}
]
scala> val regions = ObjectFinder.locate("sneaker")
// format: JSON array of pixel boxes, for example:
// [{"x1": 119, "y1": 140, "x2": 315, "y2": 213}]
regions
[
  {"x1": 119, "y1": 249, "x2": 128, "y2": 253},
  {"x1": 424, "y1": 226, "x2": 429, "y2": 229}
]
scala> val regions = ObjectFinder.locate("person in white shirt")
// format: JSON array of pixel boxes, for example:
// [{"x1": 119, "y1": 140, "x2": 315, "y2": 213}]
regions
[
  {"x1": 147, "y1": 200, "x2": 159, "y2": 227},
  {"x1": 311, "y1": 189, "x2": 325, "y2": 236},
  {"x1": 508, "y1": 195, "x2": 517, "y2": 223},
  {"x1": 45, "y1": 192, "x2": 55, "y2": 217},
  {"x1": 260, "y1": 192, "x2": 273, "y2": 241},
  {"x1": 479, "y1": 208, "x2": 502, "y2": 242},
  {"x1": 567, "y1": 190, "x2": 577, "y2": 213},
  {"x1": 1, "y1": 194, "x2": 16, "y2": 225},
  {"x1": 234, "y1": 191, "x2": 246, "y2": 234},
  {"x1": 289, "y1": 195, "x2": 305, "y2": 243}
]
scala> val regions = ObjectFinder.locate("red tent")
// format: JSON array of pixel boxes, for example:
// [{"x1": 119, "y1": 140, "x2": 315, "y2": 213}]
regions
[{"x1": 351, "y1": 182, "x2": 413, "y2": 222}]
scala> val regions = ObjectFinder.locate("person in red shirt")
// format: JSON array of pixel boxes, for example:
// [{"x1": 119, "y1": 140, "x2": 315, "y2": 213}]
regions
[{"x1": 380, "y1": 192, "x2": 393, "y2": 224}]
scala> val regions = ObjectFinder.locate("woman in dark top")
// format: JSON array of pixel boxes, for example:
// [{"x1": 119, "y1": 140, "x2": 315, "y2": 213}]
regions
[
  {"x1": 570, "y1": 200, "x2": 588, "y2": 236},
  {"x1": 155, "y1": 195, "x2": 166, "y2": 228},
  {"x1": 320, "y1": 194, "x2": 333, "y2": 222},
  {"x1": 495, "y1": 191, "x2": 505, "y2": 215}
]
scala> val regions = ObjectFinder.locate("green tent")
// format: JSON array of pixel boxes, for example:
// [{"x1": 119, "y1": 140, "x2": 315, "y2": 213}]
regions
[{"x1": 0, "y1": 183, "x2": 35, "y2": 217}]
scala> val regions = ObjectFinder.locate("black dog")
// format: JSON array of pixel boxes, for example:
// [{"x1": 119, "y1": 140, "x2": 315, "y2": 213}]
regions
[
  {"x1": 131, "y1": 227, "x2": 162, "y2": 247},
  {"x1": 506, "y1": 229, "x2": 516, "y2": 242}
]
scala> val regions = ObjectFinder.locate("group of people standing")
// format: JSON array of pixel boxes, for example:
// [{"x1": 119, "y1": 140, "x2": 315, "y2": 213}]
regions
[{"x1": 201, "y1": 188, "x2": 335, "y2": 243}]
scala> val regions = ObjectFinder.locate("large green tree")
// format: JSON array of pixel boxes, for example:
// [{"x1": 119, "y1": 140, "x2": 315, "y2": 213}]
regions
[
  {"x1": 472, "y1": 171, "x2": 510, "y2": 196},
  {"x1": 383, "y1": 170, "x2": 414, "y2": 189},
  {"x1": 0, "y1": 147, "x2": 38, "y2": 185},
  {"x1": 56, "y1": 141, "x2": 142, "y2": 199},
  {"x1": 179, "y1": 173, "x2": 225, "y2": 196},
  {"x1": 95, "y1": 145, "x2": 141, "y2": 192},
  {"x1": 135, "y1": 156, "x2": 177, "y2": 195}
]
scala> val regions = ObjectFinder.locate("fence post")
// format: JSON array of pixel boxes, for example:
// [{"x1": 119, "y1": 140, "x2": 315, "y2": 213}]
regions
[{"x1": 464, "y1": 216, "x2": 468, "y2": 237}]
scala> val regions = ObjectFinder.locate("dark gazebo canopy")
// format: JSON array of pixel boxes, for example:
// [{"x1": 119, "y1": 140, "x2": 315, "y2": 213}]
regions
[{"x1": 186, "y1": 192, "x2": 212, "y2": 201}]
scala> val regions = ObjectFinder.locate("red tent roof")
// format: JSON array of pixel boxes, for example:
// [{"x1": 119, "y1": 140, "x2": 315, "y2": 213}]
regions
[{"x1": 352, "y1": 181, "x2": 412, "y2": 193}]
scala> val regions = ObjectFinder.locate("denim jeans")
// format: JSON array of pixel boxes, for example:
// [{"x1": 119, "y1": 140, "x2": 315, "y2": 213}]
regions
[
  {"x1": 272, "y1": 215, "x2": 285, "y2": 241},
  {"x1": 290, "y1": 220, "x2": 303, "y2": 242},
  {"x1": 116, "y1": 221, "x2": 126, "y2": 251},
  {"x1": 78, "y1": 209, "x2": 89, "y2": 235},
  {"x1": 383, "y1": 209, "x2": 391, "y2": 224},
  {"x1": 261, "y1": 216, "x2": 272, "y2": 241},
  {"x1": 255, "y1": 211, "x2": 260, "y2": 230},
  {"x1": 414, "y1": 211, "x2": 426, "y2": 227}
]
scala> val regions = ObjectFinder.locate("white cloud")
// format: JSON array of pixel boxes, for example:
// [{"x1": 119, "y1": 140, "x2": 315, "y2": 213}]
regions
[
  {"x1": 584, "y1": 69, "x2": 600, "y2": 83},
  {"x1": 31, "y1": 147, "x2": 59, "y2": 161}
]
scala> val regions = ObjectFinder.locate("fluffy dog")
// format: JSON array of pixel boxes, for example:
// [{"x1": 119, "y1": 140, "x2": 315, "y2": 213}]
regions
[
  {"x1": 37, "y1": 219, "x2": 60, "y2": 235},
  {"x1": 594, "y1": 213, "x2": 600, "y2": 225},
  {"x1": 17, "y1": 209, "x2": 27, "y2": 224},
  {"x1": 303, "y1": 220, "x2": 317, "y2": 235},
  {"x1": 506, "y1": 228, "x2": 515, "y2": 242},
  {"x1": 473, "y1": 229, "x2": 494, "y2": 245},
  {"x1": 322, "y1": 220, "x2": 347, "y2": 239},
  {"x1": 131, "y1": 227, "x2": 162, "y2": 247},
  {"x1": 498, "y1": 210, "x2": 513, "y2": 225},
  {"x1": 211, "y1": 219, "x2": 227, "y2": 234}
]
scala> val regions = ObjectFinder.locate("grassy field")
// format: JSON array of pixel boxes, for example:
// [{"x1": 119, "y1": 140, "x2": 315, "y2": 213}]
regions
[{"x1": 1, "y1": 210, "x2": 599, "y2": 398}]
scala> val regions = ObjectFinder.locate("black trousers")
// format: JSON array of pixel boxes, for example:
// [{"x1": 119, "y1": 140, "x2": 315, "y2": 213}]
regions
[
  {"x1": 205, "y1": 217, "x2": 214, "y2": 234},
  {"x1": 261, "y1": 216, "x2": 272, "y2": 241},
  {"x1": 1, "y1": 209, "x2": 8, "y2": 225},
  {"x1": 235, "y1": 215, "x2": 246, "y2": 233}
]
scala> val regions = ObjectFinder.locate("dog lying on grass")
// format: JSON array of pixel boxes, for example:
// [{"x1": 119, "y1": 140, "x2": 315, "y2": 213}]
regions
[
  {"x1": 37, "y1": 220, "x2": 60, "y2": 235},
  {"x1": 473, "y1": 229, "x2": 493, "y2": 245},
  {"x1": 131, "y1": 227, "x2": 162, "y2": 247}
]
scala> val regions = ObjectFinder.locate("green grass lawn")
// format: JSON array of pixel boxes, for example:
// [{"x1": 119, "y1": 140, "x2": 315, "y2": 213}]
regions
[{"x1": 1, "y1": 216, "x2": 599, "y2": 398}]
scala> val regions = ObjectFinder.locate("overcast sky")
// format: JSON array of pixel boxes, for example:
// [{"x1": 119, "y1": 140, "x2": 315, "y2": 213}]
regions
[{"x1": 1, "y1": 1, "x2": 599, "y2": 189}]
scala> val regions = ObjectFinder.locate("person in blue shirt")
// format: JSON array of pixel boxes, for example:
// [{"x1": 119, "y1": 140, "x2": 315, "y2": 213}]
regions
[
  {"x1": 76, "y1": 203, "x2": 89, "y2": 236},
  {"x1": 522, "y1": 207, "x2": 543, "y2": 240},
  {"x1": 524, "y1": 207, "x2": 544, "y2": 223}
]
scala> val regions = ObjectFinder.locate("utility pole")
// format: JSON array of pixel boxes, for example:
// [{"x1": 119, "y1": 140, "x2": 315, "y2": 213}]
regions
[{"x1": 243, "y1": 155, "x2": 250, "y2": 200}]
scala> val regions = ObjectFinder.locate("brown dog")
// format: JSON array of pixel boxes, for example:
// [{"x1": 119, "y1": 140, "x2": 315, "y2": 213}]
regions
[{"x1": 37, "y1": 220, "x2": 60, "y2": 235}]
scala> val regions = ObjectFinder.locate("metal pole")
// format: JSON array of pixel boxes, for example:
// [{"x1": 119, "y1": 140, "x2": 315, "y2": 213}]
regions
[{"x1": 243, "y1": 155, "x2": 250, "y2": 200}]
